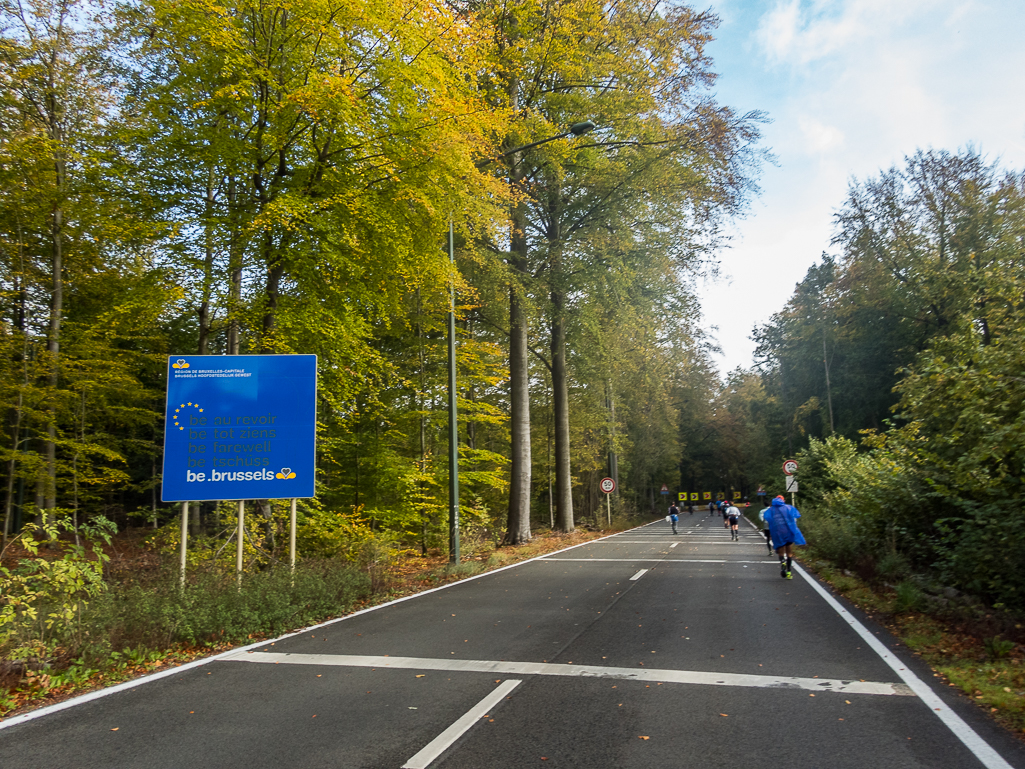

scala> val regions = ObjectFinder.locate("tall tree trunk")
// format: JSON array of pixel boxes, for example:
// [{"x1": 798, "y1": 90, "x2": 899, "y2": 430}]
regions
[
  {"x1": 258, "y1": 499, "x2": 274, "y2": 550},
  {"x1": 607, "y1": 384, "x2": 619, "y2": 488},
  {"x1": 822, "y1": 333, "x2": 835, "y2": 435},
  {"x1": 505, "y1": 140, "x2": 532, "y2": 543},
  {"x1": 198, "y1": 169, "x2": 216, "y2": 354},
  {"x1": 549, "y1": 244, "x2": 574, "y2": 533},
  {"x1": 417, "y1": 289, "x2": 428, "y2": 556},
  {"x1": 226, "y1": 176, "x2": 242, "y2": 354},
  {"x1": 45, "y1": 194, "x2": 64, "y2": 519},
  {"x1": 507, "y1": 277, "x2": 532, "y2": 544},
  {"x1": 262, "y1": 235, "x2": 283, "y2": 353},
  {"x1": 3, "y1": 241, "x2": 28, "y2": 546}
]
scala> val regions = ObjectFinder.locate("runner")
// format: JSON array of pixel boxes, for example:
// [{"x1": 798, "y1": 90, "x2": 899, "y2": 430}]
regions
[
  {"x1": 708, "y1": 501, "x2": 715, "y2": 517},
  {"x1": 764, "y1": 495, "x2": 806, "y2": 579},
  {"x1": 667, "y1": 502, "x2": 680, "y2": 534},
  {"x1": 758, "y1": 503, "x2": 774, "y2": 555},
  {"x1": 721, "y1": 501, "x2": 730, "y2": 529},
  {"x1": 726, "y1": 502, "x2": 741, "y2": 540}
]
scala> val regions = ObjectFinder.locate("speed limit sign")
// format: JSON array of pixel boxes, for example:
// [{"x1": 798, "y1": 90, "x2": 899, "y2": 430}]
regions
[
  {"x1": 600, "y1": 477, "x2": 616, "y2": 493},
  {"x1": 782, "y1": 459, "x2": 799, "y2": 475}
]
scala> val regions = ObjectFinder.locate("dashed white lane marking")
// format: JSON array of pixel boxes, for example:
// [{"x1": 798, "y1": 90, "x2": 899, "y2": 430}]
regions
[
  {"x1": 224, "y1": 652, "x2": 912, "y2": 697},
  {"x1": 402, "y1": 679, "x2": 522, "y2": 769},
  {"x1": 629, "y1": 568, "x2": 648, "y2": 581},
  {"x1": 795, "y1": 562, "x2": 1014, "y2": 769},
  {"x1": 541, "y1": 558, "x2": 776, "y2": 564},
  {"x1": 670, "y1": 543, "x2": 679, "y2": 548}
]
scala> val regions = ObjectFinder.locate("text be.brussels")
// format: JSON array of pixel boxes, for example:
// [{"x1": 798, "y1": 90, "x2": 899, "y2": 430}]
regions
[{"x1": 186, "y1": 469, "x2": 277, "y2": 483}]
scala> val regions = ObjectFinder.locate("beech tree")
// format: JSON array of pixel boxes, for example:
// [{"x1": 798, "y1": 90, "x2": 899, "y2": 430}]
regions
[{"x1": 476, "y1": 0, "x2": 762, "y2": 540}]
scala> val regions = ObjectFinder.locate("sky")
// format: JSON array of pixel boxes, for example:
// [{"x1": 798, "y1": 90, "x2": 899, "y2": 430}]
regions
[{"x1": 697, "y1": 0, "x2": 1025, "y2": 372}]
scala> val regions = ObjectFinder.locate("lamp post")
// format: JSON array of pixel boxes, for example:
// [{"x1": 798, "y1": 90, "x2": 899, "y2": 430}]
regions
[
  {"x1": 448, "y1": 120, "x2": 595, "y2": 563},
  {"x1": 448, "y1": 216, "x2": 460, "y2": 563}
]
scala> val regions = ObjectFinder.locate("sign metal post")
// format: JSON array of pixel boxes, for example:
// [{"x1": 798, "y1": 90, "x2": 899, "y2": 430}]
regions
[
  {"x1": 289, "y1": 498, "x2": 297, "y2": 572},
  {"x1": 599, "y1": 477, "x2": 616, "y2": 527},
  {"x1": 236, "y1": 501, "x2": 244, "y2": 586},
  {"x1": 178, "y1": 502, "x2": 189, "y2": 589}
]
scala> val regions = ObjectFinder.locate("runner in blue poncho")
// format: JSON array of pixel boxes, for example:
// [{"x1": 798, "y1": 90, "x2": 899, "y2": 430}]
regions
[{"x1": 765, "y1": 495, "x2": 806, "y2": 579}]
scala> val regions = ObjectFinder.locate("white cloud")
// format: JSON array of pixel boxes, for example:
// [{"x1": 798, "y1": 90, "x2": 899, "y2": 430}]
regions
[
  {"x1": 755, "y1": 0, "x2": 940, "y2": 67},
  {"x1": 797, "y1": 116, "x2": 844, "y2": 153},
  {"x1": 702, "y1": 0, "x2": 1025, "y2": 372}
]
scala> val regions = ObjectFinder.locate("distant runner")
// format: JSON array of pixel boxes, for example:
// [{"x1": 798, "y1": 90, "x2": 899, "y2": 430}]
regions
[
  {"x1": 726, "y1": 503, "x2": 741, "y2": 540},
  {"x1": 758, "y1": 504, "x2": 774, "y2": 555},
  {"x1": 667, "y1": 502, "x2": 680, "y2": 534},
  {"x1": 765, "y1": 495, "x2": 806, "y2": 579}
]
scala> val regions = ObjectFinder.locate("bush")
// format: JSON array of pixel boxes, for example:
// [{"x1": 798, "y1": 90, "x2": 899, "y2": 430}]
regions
[
  {"x1": 2, "y1": 560, "x2": 371, "y2": 665},
  {"x1": 933, "y1": 502, "x2": 1025, "y2": 607},
  {"x1": 894, "y1": 580, "x2": 925, "y2": 612},
  {"x1": 1, "y1": 517, "x2": 115, "y2": 661},
  {"x1": 801, "y1": 510, "x2": 869, "y2": 571}
]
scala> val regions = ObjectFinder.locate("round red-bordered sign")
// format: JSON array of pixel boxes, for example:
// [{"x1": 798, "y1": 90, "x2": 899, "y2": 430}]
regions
[
  {"x1": 599, "y1": 477, "x2": 616, "y2": 493},
  {"x1": 782, "y1": 459, "x2": 799, "y2": 475}
]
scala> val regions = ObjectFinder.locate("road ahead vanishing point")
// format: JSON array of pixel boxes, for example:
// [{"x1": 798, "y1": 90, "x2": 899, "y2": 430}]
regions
[{"x1": 3, "y1": 518, "x2": 1024, "y2": 768}]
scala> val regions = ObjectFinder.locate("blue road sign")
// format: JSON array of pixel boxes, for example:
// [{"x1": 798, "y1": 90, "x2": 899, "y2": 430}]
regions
[{"x1": 162, "y1": 355, "x2": 317, "y2": 502}]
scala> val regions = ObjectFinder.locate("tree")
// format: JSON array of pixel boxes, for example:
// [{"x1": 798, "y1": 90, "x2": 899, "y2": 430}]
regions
[{"x1": 476, "y1": 0, "x2": 762, "y2": 539}]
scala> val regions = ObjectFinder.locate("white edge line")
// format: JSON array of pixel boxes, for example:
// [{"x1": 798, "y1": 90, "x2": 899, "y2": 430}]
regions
[
  {"x1": 629, "y1": 568, "x2": 648, "y2": 581},
  {"x1": 402, "y1": 680, "x2": 522, "y2": 769},
  {"x1": 794, "y1": 562, "x2": 1013, "y2": 769},
  {"x1": 542, "y1": 558, "x2": 777, "y2": 564},
  {"x1": 0, "y1": 523, "x2": 643, "y2": 731}
]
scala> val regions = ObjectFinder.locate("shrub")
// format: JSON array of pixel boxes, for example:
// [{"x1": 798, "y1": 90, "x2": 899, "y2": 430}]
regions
[
  {"x1": 1, "y1": 517, "x2": 116, "y2": 661},
  {"x1": 894, "y1": 580, "x2": 925, "y2": 612},
  {"x1": 2, "y1": 560, "x2": 371, "y2": 665}
]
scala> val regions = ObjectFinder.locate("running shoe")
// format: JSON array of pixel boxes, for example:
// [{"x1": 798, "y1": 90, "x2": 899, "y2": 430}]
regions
[{"x1": 785, "y1": 571, "x2": 793, "y2": 580}]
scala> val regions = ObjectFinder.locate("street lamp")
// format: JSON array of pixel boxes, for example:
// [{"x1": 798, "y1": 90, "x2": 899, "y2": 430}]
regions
[{"x1": 447, "y1": 120, "x2": 596, "y2": 563}]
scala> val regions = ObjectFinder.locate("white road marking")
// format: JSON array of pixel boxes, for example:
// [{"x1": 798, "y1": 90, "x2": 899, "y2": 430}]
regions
[
  {"x1": 670, "y1": 543, "x2": 679, "y2": 548},
  {"x1": 541, "y1": 558, "x2": 776, "y2": 564},
  {"x1": 224, "y1": 652, "x2": 912, "y2": 697},
  {"x1": 795, "y1": 563, "x2": 1014, "y2": 769},
  {"x1": 629, "y1": 568, "x2": 648, "y2": 581},
  {"x1": 402, "y1": 679, "x2": 521, "y2": 768}
]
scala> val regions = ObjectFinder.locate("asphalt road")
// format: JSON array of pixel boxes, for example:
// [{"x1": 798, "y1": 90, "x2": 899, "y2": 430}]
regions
[{"x1": 3, "y1": 515, "x2": 1024, "y2": 768}]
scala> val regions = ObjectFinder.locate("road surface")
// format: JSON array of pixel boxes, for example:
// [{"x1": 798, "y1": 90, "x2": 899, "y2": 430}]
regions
[{"x1": 2, "y1": 516, "x2": 1023, "y2": 768}]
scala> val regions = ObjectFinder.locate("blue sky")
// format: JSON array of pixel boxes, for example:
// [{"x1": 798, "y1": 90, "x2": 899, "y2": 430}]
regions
[{"x1": 697, "y1": 0, "x2": 1025, "y2": 371}]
